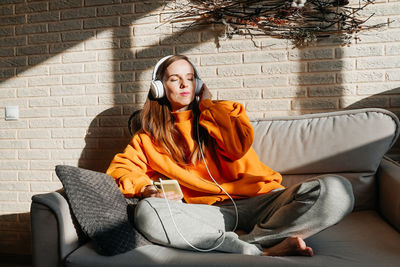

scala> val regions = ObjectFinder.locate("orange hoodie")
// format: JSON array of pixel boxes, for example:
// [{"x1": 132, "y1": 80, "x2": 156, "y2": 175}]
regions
[{"x1": 106, "y1": 99, "x2": 283, "y2": 205}]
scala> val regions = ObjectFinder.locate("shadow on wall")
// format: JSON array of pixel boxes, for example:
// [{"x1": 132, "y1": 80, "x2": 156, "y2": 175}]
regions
[
  {"x1": 0, "y1": 1, "x2": 218, "y2": 257},
  {"x1": 78, "y1": 24, "x2": 400, "y2": 172},
  {"x1": 295, "y1": 35, "x2": 400, "y2": 154},
  {"x1": 1, "y1": 3, "x2": 172, "y2": 172},
  {"x1": 1, "y1": 0, "x2": 207, "y2": 257},
  {"x1": 0, "y1": 1, "x2": 165, "y2": 81},
  {"x1": 0, "y1": 213, "x2": 31, "y2": 257},
  {"x1": 1, "y1": 3, "x2": 398, "y2": 172},
  {"x1": 346, "y1": 88, "x2": 400, "y2": 154},
  {"x1": 78, "y1": 23, "x2": 217, "y2": 172}
]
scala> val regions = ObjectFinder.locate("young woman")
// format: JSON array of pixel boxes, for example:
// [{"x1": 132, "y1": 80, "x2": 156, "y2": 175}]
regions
[{"x1": 106, "y1": 55, "x2": 354, "y2": 256}]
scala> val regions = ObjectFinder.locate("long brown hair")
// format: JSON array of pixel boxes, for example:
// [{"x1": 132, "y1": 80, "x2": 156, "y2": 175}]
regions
[{"x1": 140, "y1": 55, "x2": 209, "y2": 166}]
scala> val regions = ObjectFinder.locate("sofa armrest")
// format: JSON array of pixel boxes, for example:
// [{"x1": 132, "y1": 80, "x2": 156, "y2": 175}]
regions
[
  {"x1": 378, "y1": 156, "x2": 400, "y2": 232},
  {"x1": 31, "y1": 192, "x2": 80, "y2": 267}
]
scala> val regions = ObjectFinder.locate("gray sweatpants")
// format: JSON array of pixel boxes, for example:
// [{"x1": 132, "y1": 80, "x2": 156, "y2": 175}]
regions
[{"x1": 134, "y1": 175, "x2": 354, "y2": 255}]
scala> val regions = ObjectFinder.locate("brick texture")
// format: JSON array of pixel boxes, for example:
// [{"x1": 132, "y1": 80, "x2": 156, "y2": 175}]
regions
[{"x1": 0, "y1": 0, "x2": 400, "y2": 257}]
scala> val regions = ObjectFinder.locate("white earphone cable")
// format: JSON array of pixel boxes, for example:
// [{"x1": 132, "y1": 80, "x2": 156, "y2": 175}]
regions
[
  {"x1": 196, "y1": 116, "x2": 239, "y2": 233},
  {"x1": 159, "y1": 109, "x2": 240, "y2": 252},
  {"x1": 159, "y1": 179, "x2": 227, "y2": 252}
]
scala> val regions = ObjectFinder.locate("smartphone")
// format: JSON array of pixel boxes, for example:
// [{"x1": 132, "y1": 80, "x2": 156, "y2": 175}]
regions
[{"x1": 153, "y1": 179, "x2": 183, "y2": 199}]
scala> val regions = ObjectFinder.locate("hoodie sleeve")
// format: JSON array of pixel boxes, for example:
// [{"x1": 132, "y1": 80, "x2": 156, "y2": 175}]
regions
[
  {"x1": 199, "y1": 99, "x2": 254, "y2": 161},
  {"x1": 106, "y1": 134, "x2": 153, "y2": 198}
]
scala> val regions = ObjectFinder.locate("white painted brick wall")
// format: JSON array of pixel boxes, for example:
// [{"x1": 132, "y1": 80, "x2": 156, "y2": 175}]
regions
[{"x1": 0, "y1": 0, "x2": 400, "y2": 256}]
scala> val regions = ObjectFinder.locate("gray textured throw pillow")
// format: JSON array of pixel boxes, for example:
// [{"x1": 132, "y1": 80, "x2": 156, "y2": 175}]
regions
[{"x1": 55, "y1": 165, "x2": 151, "y2": 256}]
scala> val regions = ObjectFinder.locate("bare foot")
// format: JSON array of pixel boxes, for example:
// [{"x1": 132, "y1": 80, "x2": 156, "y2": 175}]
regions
[{"x1": 262, "y1": 237, "x2": 314, "y2": 257}]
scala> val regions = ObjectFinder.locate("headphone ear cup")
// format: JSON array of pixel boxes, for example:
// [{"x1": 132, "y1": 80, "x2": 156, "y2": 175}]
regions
[
  {"x1": 195, "y1": 78, "x2": 203, "y2": 96},
  {"x1": 150, "y1": 80, "x2": 164, "y2": 98}
]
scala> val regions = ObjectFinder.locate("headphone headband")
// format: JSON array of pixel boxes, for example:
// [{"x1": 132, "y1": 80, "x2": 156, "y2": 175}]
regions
[{"x1": 152, "y1": 55, "x2": 173, "y2": 81}]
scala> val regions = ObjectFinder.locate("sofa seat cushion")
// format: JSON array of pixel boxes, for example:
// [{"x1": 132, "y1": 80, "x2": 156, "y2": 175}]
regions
[
  {"x1": 251, "y1": 108, "x2": 400, "y2": 210},
  {"x1": 65, "y1": 211, "x2": 400, "y2": 267}
]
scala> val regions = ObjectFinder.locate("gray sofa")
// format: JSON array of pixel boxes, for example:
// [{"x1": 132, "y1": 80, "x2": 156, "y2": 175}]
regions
[{"x1": 31, "y1": 108, "x2": 400, "y2": 267}]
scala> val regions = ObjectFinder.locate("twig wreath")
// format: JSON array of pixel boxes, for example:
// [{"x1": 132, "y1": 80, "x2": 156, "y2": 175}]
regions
[{"x1": 163, "y1": 0, "x2": 386, "y2": 46}]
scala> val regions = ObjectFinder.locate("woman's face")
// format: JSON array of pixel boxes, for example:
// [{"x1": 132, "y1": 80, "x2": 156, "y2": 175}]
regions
[{"x1": 163, "y1": 59, "x2": 196, "y2": 112}]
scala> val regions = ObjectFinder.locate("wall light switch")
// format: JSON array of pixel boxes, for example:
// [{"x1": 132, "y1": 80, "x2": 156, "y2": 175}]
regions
[{"x1": 5, "y1": 106, "x2": 19, "y2": 121}]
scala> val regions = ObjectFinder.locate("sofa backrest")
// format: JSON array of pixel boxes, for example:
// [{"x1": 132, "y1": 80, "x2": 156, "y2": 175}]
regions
[{"x1": 251, "y1": 108, "x2": 399, "y2": 210}]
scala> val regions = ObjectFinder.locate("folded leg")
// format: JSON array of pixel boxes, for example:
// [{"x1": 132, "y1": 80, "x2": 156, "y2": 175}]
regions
[
  {"x1": 238, "y1": 175, "x2": 354, "y2": 247},
  {"x1": 134, "y1": 197, "x2": 262, "y2": 255}
]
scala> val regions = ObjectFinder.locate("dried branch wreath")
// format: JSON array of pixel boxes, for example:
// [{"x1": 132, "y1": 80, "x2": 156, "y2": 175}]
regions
[{"x1": 163, "y1": 0, "x2": 386, "y2": 46}]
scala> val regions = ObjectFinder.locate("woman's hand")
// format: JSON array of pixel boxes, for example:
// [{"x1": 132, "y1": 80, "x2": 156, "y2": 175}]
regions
[
  {"x1": 199, "y1": 84, "x2": 212, "y2": 102},
  {"x1": 141, "y1": 185, "x2": 183, "y2": 201}
]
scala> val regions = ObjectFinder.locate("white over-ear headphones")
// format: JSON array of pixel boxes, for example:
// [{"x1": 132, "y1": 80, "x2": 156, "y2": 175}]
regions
[{"x1": 150, "y1": 55, "x2": 204, "y2": 99}]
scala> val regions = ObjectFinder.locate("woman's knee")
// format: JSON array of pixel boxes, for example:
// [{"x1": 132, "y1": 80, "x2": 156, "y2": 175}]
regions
[
  {"x1": 134, "y1": 198, "x2": 169, "y2": 244},
  {"x1": 315, "y1": 175, "x2": 355, "y2": 217}
]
